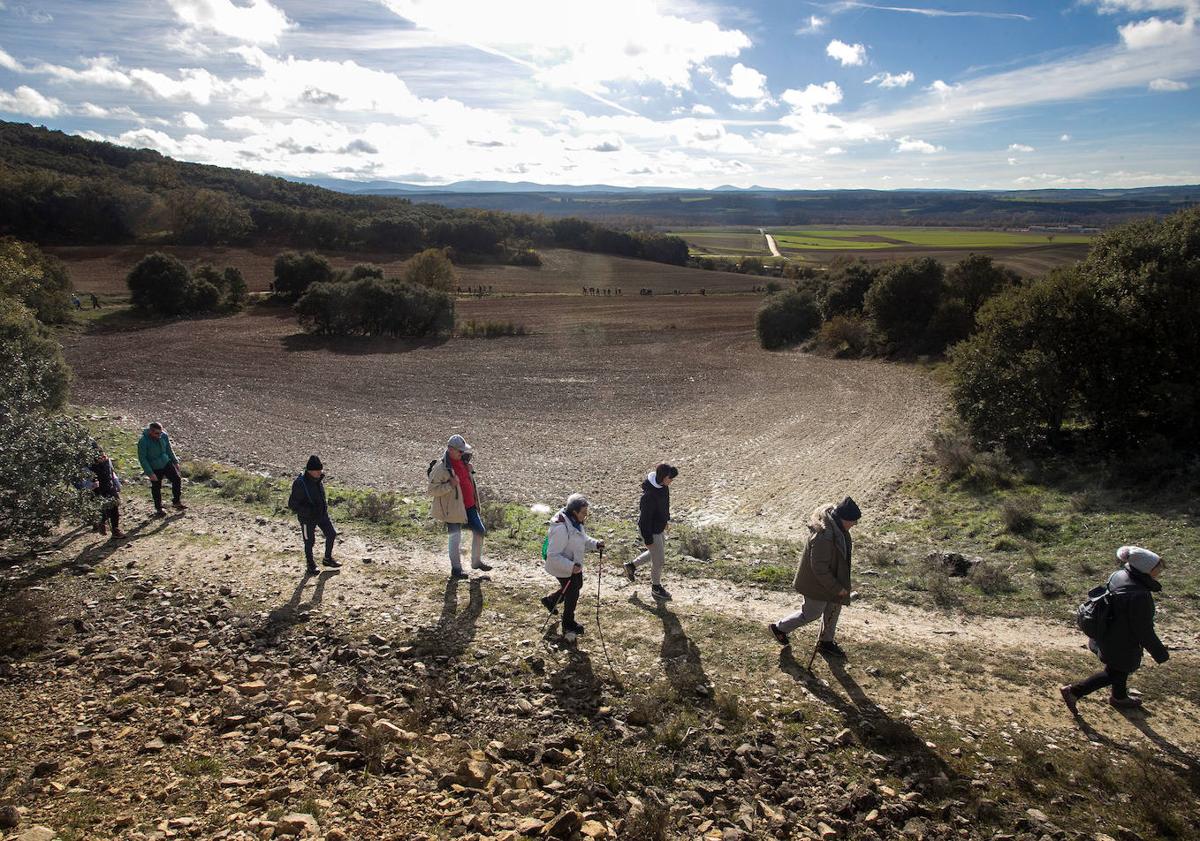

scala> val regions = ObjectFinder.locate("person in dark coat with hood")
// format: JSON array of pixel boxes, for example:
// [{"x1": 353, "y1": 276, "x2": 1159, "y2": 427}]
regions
[
  {"x1": 86, "y1": 444, "x2": 124, "y2": 539},
  {"x1": 624, "y1": 463, "x2": 678, "y2": 602},
  {"x1": 1061, "y1": 545, "x2": 1169, "y2": 713},
  {"x1": 288, "y1": 455, "x2": 341, "y2": 576}
]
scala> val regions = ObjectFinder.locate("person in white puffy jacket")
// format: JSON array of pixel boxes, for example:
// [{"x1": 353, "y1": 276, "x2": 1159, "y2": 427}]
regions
[{"x1": 540, "y1": 493, "x2": 605, "y2": 637}]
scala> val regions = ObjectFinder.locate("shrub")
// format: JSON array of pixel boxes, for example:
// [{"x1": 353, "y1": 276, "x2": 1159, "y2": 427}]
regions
[
  {"x1": 223, "y1": 267, "x2": 248, "y2": 306},
  {"x1": 677, "y1": 525, "x2": 716, "y2": 562},
  {"x1": 127, "y1": 252, "x2": 194, "y2": 315},
  {"x1": 295, "y1": 278, "x2": 454, "y2": 338},
  {"x1": 815, "y1": 313, "x2": 870, "y2": 357},
  {"x1": 946, "y1": 253, "x2": 1019, "y2": 319},
  {"x1": 509, "y1": 248, "x2": 542, "y2": 266},
  {"x1": 1000, "y1": 498, "x2": 1039, "y2": 535},
  {"x1": 1037, "y1": 578, "x2": 1066, "y2": 599},
  {"x1": 863, "y1": 257, "x2": 946, "y2": 354},
  {"x1": 403, "y1": 248, "x2": 456, "y2": 291},
  {"x1": 0, "y1": 239, "x2": 73, "y2": 324},
  {"x1": 217, "y1": 473, "x2": 274, "y2": 504},
  {"x1": 0, "y1": 296, "x2": 71, "y2": 413},
  {"x1": 756, "y1": 288, "x2": 821, "y2": 350},
  {"x1": 274, "y1": 250, "x2": 334, "y2": 299},
  {"x1": 347, "y1": 491, "x2": 398, "y2": 523},
  {"x1": 188, "y1": 278, "x2": 222, "y2": 312},
  {"x1": 347, "y1": 263, "x2": 384, "y2": 281},
  {"x1": 971, "y1": 563, "x2": 1016, "y2": 595},
  {"x1": 928, "y1": 424, "x2": 977, "y2": 482},
  {"x1": 821, "y1": 260, "x2": 880, "y2": 319}
]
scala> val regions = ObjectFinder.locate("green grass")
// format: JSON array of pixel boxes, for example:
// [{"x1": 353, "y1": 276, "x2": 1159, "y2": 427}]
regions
[{"x1": 768, "y1": 226, "x2": 1093, "y2": 250}]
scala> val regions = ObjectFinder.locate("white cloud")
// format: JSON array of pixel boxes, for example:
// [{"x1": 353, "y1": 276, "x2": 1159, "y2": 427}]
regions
[
  {"x1": 796, "y1": 15, "x2": 827, "y2": 34},
  {"x1": 834, "y1": 2, "x2": 1033, "y2": 20},
  {"x1": 824, "y1": 146, "x2": 846, "y2": 155},
  {"x1": 1007, "y1": 157, "x2": 1018, "y2": 165},
  {"x1": 826, "y1": 39, "x2": 867, "y2": 66},
  {"x1": 1149, "y1": 77, "x2": 1189, "y2": 90},
  {"x1": 166, "y1": 0, "x2": 293, "y2": 46},
  {"x1": 1118, "y1": 16, "x2": 1196, "y2": 49},
  {"x1": 180, "y1": 111, "x2": 208, "y2": 129},
  {"x1": 0, "y1": 84, "x2": 63, "y2": 117},
  {"x1": 380, "y1": 0, "x2": 750, "y2": 97},
  {"x1": 33, "y1": 56, "x2": 134, "y2": 89},
  {"x1": 895, "y1": 136, "x2": 942, "y2": 153},
  {"x1": 866, "y1": 70, "x2": 914, "y2": 88},
  {"x1": 723, "y1": 62, "x2": 771, "y2": 100},
  {"x1": 1008, "y1": 143, "x2": 1034, "y2": 152},
  {"x1": 691, "y1": 103, "x2": 716, "y2": 115},
  {"x1": 0, "y1": 47, "x2": 22, "y2": 72},
  {"x1": 781, "y1": 81, "x2": 843, "y2": 110},
  {"x1": 1084, "y1": 1, "x2": 1200, "y2": 15},
  {"x1": 1060, "y1": 133, "x2": 1072, "y2": 141}
]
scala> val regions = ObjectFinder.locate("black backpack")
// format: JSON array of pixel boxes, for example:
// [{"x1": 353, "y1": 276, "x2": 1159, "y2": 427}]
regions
[{"x1": 1076, "y1": 582, "x2": 1114, "y2": 639}]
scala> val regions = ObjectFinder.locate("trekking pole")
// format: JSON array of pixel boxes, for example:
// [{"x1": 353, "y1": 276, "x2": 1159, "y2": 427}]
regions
[
  {"x1": 594, "y1": 544, "x2": 618, "y2": 683},
  {"x1": 806, "y1": 639, "x2": 821, "y2": 672}
]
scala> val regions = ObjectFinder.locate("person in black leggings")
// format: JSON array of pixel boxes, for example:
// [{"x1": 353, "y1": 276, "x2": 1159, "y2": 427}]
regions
[{"x1": 1061, "y1": 545, "x2": 1169, "y2": 714}]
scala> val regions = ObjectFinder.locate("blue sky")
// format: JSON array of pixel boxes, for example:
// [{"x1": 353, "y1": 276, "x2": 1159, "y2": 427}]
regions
[{"x1": 1, "y1": 0, "x2": 1197, "y2": 189}]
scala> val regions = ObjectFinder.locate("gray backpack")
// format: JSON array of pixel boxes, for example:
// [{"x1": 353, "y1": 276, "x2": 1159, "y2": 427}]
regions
[{"x1": 1076, "y1": 583, "x2": 1114, "y2": 639}]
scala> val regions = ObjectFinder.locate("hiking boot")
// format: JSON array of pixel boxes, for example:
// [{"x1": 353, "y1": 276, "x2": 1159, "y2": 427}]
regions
[
  {"x1": 541, "y1": 595, "x2": 559, "y2": 615},
  {"x1": 817, "y1": 640, "x2": 847, "y2": 659},
  {"x1": 322, "y1": 557, "x2": 342, "y2": 569},
  {"x1": 110, "y1": 529, "x2": 126, "y2": 540},
  {"x1": 450, "y1": 569, "x2": 469, "y2": 581},
  {"x1": 95, "y1": 522, "x2": 106, "y2": 535},
  {"x1": 623, "y1": 562, "x2": 636, "y2": 582},
  {"x1": 563, "y1": 620, "x2": 586, "y2": 636},
  {"x1": 305, "y1": 563, "x2": 319, "y2": 576},
  {"x1": 1109, "y1": 696, "x2": 1143, "y2": 710},
  {"x1": 172, "y1": 501, "x2": 187, "y2": 511},
  {"x1": 153, "y1": 508, "x2": 167, "y2": 518},
  {"x1": 1059, "y1": 685, "x2": 1079, "y2": 717},
  {"x1": 471, "y1": 561, "x2": 493, "y2": 572},
  {"x1": 651, "y1": 584, "x2": 672, "y2": 602},
  {"x1": 769, "y1": 623, "x2": 791, "y2": 647}
]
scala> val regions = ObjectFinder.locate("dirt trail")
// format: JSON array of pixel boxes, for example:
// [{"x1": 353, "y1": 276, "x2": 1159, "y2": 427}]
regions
[{"x1": 758, "y1": 228, "x2": 783, "y2": 259}]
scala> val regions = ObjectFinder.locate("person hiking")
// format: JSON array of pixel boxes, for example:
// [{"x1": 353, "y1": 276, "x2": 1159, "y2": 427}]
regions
[
  {"x1": 90, "y1": 292, "x2": 101, "y2": 309},
  {"x1": 137, "y1": 422, "x2": 186, "y2": 516},
  {"x1": 287, "y1": 455, "x2": 341, "y2": 576},
  {"x1": 1060, "y1": 545, "x2": 1170, "y2": 714},
  {"x1": 428, "y1": 434, "x2": 491, "y2": 580},
  {"x1": 86, "y1": 444, "x2": 124, "y2": 539},
  {"x1": 540, "y1": 493, "x2": 604, "y2": 639},
  {"x1": 624, "y1": 463, "x2": 678, "y2": 602},
  {"x1": 768, "y1": 496, "x2": 861, "y2": 659}
]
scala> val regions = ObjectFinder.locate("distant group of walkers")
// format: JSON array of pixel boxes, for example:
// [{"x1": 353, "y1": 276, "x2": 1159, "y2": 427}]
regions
[{"x1": 85, "y1": 425, "x2": 1173, "y2": 711}]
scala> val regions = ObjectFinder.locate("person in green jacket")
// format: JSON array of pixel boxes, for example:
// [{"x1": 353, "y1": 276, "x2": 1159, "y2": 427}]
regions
[{"x1": 137, "y1": 422, "x2": 187, "y2": 516}]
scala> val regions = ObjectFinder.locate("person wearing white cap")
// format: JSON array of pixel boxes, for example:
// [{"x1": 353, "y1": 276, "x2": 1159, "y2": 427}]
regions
[
  {"x1": 1060, "y1": 545, "x2": 1169, "y2": 714},
  {"x1": 540, "y1": 493, "x2": 604, "y2": 639},
  {"x1": 427, "y1": 434, "x2": 490, "y2": 579}
]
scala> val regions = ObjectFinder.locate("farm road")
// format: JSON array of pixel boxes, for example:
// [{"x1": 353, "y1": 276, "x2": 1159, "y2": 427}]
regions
[
  {"x1": 65, "y1": 296, "x2": 943, "y2": 536},
  {"x1": 760, "y1": 228, "x2": 784, "y2": 259}
]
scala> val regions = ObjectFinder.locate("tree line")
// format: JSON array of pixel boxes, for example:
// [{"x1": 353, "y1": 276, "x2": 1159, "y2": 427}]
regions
[{"x1": 0, "y1": 121, "x2": 687, "y2": 266}]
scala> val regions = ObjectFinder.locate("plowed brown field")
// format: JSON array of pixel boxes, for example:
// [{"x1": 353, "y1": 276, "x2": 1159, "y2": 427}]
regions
[{"x1": 62, "y1": 249, "x2": 948, "y2": 533}]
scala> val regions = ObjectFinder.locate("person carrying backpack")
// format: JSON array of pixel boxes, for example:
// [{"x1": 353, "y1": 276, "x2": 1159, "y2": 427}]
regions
[
  {"x1": 288, "y1": 455, "x2": 341, "y2": 576},
  {"x1": 1061, "y1": 545, "x2": 1169, "y2": 714},
  {"x1": 86, "y1": 444, "x2": 124, "y2": 539},
  {"x1": 428, "y1": 434, "x2": 491, "y2": 579},
  {"x1": 540, "y1": 493, "x2": 604, "y2": 639},
  {"x1": 623, "y1": 463, "x2": 678, "y2": 601}
]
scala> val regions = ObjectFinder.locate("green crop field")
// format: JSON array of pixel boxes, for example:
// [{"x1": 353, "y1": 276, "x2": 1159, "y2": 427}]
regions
[
  {"x1": 771, "y1": 227, "x2": 1094, "y2": 250},
  {"x1": 667, "y1": 230, "x2": 771, "y2": 256}
]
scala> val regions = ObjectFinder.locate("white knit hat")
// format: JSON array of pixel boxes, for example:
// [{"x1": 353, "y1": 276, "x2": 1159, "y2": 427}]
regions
[{"x1": 1117, "y1": 545, "x2": 1161, "y2": 574}]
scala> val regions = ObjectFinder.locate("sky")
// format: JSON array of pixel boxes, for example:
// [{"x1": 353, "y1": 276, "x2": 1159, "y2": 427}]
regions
[{"x1": 0, "y1": 0, "x2": 1198, "y2": 190}]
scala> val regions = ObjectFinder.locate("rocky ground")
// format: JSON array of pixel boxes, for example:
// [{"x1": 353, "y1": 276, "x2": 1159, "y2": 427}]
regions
[{"x1": 2, "y1": 493, "x2": 1198, "y2": 841}]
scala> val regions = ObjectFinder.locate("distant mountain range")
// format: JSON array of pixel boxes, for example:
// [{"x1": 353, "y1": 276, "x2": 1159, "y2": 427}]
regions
[{"x1": 294, "y1": 177, "x2": 789, "y2": 195}]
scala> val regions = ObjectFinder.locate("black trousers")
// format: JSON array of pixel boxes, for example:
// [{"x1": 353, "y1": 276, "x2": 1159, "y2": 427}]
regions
[
  {"x1": 1072, "y1": 666, "x2": 1130, "y2": 699},
  {"x1": 547, "y1": 572, "x2": 583, "y2": 625},
  {"x1": 302, "y1": 515, "x2": 337, "y2": 564},
  {"x1": 96, "y1": 493, "x2": 119, "y2": 530},
  {"x1": 150, "y1": 464, "x2": 182, "y2": 509}
]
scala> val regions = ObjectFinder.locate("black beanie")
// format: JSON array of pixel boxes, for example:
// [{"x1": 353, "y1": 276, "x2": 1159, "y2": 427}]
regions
[
  {"x1": 306, "y1": 455, "x2": 323, "y2": 472},
  {"x1": 832, "y1": 496, "x2": 862, "y2": 522}
]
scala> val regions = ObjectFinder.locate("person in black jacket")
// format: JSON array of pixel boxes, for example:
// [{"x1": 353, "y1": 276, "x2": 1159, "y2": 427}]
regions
[
  {"x1": 624, "y1": 463, "x2": 678, "y2": 601},
  {"x1": 1061, "y1": 545, "x2": 1169, "y2": 714},
  {"x1": 287, "y1": 455, "x2": 341, "y2": 576},
  {"x1": 87, "y1": 446, "x2": 124, "y2": 539}
]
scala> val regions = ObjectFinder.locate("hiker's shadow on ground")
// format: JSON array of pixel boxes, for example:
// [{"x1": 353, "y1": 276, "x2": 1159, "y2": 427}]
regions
[
  {"x1": 1095, "y1": 708, "x2": 1200, "y2": 795},
  {"x1": 401, "y1": 577, "x2": 484, "y2": 662},
  {"x1": 779, "y1": 648, "x2": 954, "y2": 785},
  {"x1": 631, "y1": 594, "x2": 714, "y2": 704},
  {"x1": 1, "y1": 513, "x2": 182, "y2": 592},
  {"x1": 548, "y1": 642, "x2": 602, "y2": 718},
  {"x1": 265, "y1": 569, "x2": 340, "y2": 631}
]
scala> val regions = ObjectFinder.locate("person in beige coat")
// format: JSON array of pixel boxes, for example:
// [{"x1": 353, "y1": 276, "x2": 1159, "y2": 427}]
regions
[
  {"x1": 428, "y1": 434, "x2": 491, "y2": 579},
  {"x1": 769, "y1": 496, "x2": 861, "y2": 658}
]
